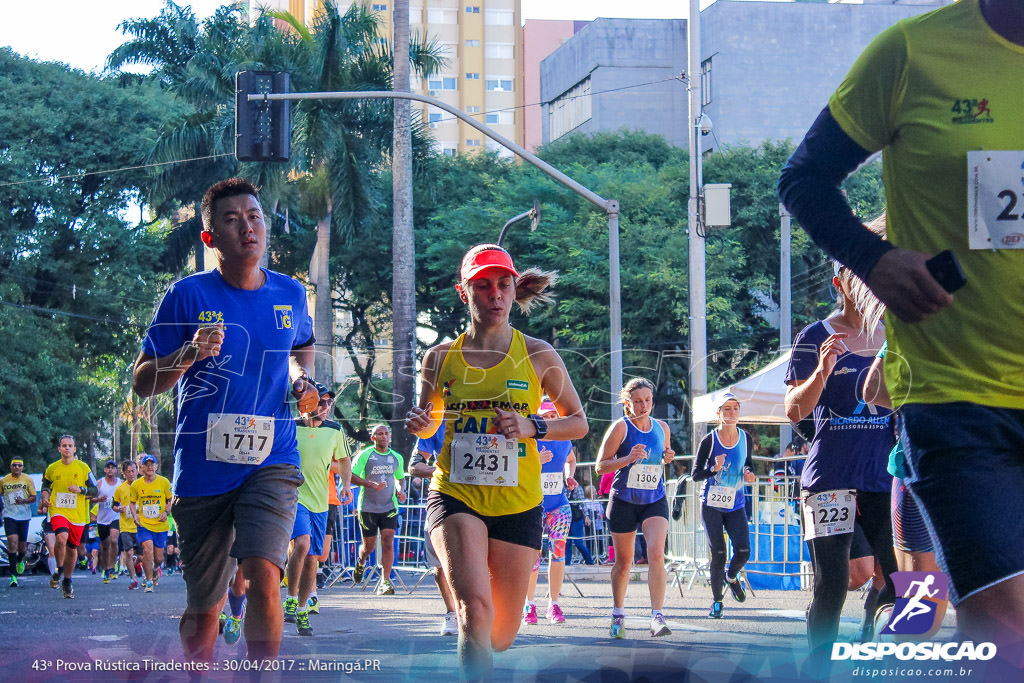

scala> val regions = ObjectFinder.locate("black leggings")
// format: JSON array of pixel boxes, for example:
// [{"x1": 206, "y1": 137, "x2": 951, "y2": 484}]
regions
[
  {"x1": 701, "y1": 505, "x2": 751, "y2": 602},
  {"x1": 805, "y1": 490, "x2": 897, "y2": 651}
]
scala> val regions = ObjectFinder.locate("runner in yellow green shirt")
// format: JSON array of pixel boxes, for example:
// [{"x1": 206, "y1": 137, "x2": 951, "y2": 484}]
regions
[
  {"x1": 40, "y1": 435, "x2": 97, "y2": 598},
  {"x1": 130, "y1": 454, "x2": 172, "y2": 593}
]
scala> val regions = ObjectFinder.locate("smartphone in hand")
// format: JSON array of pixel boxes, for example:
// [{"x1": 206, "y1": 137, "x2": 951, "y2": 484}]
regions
[{"x1": 925, "y1": 250, "x2": 966, "y2": 293}]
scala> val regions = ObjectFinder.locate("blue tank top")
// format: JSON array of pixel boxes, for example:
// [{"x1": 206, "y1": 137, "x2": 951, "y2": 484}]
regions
[
  {"x1": 699, "y1": 429, "x2": 748, "y2": 512},
  {"x1": 610, "y1": 417, "x2": 666, "y2": 505},
  {"x1": 536, "y1": 439, "x2": 573, "y2": 512}
]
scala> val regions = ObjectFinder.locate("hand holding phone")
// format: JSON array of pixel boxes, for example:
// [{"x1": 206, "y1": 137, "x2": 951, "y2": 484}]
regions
[{"x1": 925, "y1": 250, "x2": 966, "y2": 293}]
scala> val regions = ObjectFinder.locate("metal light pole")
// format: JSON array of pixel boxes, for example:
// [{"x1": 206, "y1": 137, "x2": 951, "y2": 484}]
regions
[
  {"x1": 248, "y1": 89, "x2": 624, "y2": 421},
  {"x1": 687, "y1": 0, "x2": 708, "y2": 451},
  {"x1": 779, "y1": 203, "x2": 793, "y2": 448}
]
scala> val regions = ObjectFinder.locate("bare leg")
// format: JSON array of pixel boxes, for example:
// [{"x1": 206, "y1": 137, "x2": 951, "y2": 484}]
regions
[
  {"x1": 434, "y1": 568, "x2": 456, "y2": 613},
  {"x1": 381, "y1": 529, "x2": 396, "y2": 580},
  {"x1": 642, "y1": 516, "x2": 668, "y2": 612},
  {"x1": 241, "y1": 556, "x2": 285, "y2": 660},
  {"x1": 180, "y1": 596, "x2": 228, "y2": 662},
  {"x1": 610, "y1": 531, "x2": 636, "y2": 609},
  {"x1": 286, "y1": 535, "x2": 310, "y2": 599},
  {"x1": 141, "y1": 540, "x2": 155, "y2": 581},
  {"x1": 297, "y1": 555, "x2": 317, "y2": 609},
  {"x1": 548, "y1": 561, "x2": 566, "y2": 604},
  {"x1": 488, "y1": 538, "x2": 540, "y2": 652},
  {"x1": 431, "y1": 515, "x2": 494, "y2": 678},
  {"x1": 525, "y1": 568, "x2": 540, "y2": 603},
  {"x1": 53, "y1": 532, "x2": 69, "y2": 575}
]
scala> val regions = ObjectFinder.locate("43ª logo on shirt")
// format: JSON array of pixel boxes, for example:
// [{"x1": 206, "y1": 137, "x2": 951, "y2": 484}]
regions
[{"x1": 950, "y1": 97, "x2": 993, "y2": 125}]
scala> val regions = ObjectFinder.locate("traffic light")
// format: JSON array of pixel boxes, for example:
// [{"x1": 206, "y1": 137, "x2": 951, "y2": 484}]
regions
[{"x1": 235, "y1": 71, "x2": 290, "y2": 162}]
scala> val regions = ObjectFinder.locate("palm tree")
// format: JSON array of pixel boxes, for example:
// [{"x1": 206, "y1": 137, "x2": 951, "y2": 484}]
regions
[
  {"x1": 391, "y1": 0, "x2": 416, "y2": 453},
  {"x1": 274, "y1": 1, "x2": 442, "y2": 386},
  {"x1": 108, "y1": 0, "x2": 443, "y2": 405}
]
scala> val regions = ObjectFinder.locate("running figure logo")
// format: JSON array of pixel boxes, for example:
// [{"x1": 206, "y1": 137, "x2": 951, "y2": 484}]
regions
[{"x1": 880, "y1": 571, "x2": 949, "y2": 636}]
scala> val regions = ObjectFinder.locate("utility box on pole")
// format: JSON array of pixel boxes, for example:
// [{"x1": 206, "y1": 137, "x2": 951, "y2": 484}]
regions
[
  {"x1": 703, "y1": 183, "x2": 732, "y2": 228},
  {"x1": 235, "y1": 71, "x2": 291, "y2": 162}
]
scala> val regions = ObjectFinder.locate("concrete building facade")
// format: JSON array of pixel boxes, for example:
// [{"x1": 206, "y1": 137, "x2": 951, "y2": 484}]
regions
[
  {"x1": 522, "y1": 19, "x2": 586, "y2": 151},
  {"x1": 539, "y1": 19, "x2": 688, "y2": 148},
  {"x1": 540, "y1": 1, "x2": 948, "y2": 150}
]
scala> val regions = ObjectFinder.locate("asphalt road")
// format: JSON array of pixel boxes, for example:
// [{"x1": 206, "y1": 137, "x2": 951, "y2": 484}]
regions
[{"x1": 0, "y1": 566, "x2": 992, "y2": 683}]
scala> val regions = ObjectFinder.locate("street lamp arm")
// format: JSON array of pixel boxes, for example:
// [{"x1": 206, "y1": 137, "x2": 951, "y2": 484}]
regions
[
  {"x1": 497, "y1": 209, "x2": 534, "y2": 247},
  {"x1": 250, "y1": 90, "x2": 615, "y2": 214},
  {"x1": 249, "y1": 88, "x2": 623, "y2": 421}
]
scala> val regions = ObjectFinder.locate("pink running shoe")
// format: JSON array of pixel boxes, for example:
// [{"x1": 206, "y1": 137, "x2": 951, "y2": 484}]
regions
[
  {"x1": 546, "y1": 604, "x2": 566, "y2": 623},
  {"x1": 522, "y1": 604, "x2": 538, "y2": 625}
]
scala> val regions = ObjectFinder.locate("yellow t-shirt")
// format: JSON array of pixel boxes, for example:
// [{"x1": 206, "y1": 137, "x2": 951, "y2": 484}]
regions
[
  {"x1": 431, "y1": 329, "x2": 543, "y2": 516},
  {"x1": 43, "y1": 459, "x2": 95, "y2": 525},
  {"x1": 113, "y1": 482, "x2": 136, "y2": 533},
  {"x1": 130, "y1": 475, "x2": 172, "y2": 533},
  {"x1": 829, "y1": 0, "x2": 1024, "y2": 408},
  {"x1": 0, "y1": 473, "x2": 36, "y2": 521}
]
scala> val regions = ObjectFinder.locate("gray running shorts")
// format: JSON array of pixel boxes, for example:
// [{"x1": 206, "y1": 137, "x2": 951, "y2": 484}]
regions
[{"x1": 174, "y1": 464, "x2": 302, "y2": 610}]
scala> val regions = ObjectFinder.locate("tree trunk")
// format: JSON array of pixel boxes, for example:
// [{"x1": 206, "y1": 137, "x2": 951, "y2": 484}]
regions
[
  {"x1": 311, "y1": 200, "x2": 335, "y2": 383},
  {"x1": 148, "y1": 397, "x2": 162, "y2": 459},
  {"x1": 391, "y1": 0, "x2": 416, "y2": 456}
]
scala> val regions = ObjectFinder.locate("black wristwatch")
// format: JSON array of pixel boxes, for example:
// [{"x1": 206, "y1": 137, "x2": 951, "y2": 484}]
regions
[{"x1": 527, "y1": 414, "x2": 548, "y2": 439}]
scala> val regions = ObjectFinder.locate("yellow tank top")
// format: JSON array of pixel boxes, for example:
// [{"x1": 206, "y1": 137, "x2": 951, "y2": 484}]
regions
[{"x1": 431, "y1": 329, "x2": 543, "y2": 516}]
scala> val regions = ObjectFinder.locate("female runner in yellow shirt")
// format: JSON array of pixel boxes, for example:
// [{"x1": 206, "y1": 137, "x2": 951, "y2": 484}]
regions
[{"x1": 405, "y1": 244, "x2": 587, "y2": 677}]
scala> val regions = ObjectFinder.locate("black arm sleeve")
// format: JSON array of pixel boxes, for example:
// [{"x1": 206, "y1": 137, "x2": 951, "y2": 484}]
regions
[
  {"x1": 744, "y1": 430, "x2": 754, "y2": 472},
  {"x1": 778, "y1": 106, "x2": 895, "y2": 284},
  {"x1": 690, "y1": 434, "x2": 716, "y2": 482}
]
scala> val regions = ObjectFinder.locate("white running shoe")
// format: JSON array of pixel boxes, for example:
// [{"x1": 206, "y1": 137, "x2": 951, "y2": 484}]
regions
[
  {"x1": 650, "y1": 613, "x2": 672, "y2": 637},
  {"x1": 440, "y1": 612, "x2": 457, "y2": 636}
]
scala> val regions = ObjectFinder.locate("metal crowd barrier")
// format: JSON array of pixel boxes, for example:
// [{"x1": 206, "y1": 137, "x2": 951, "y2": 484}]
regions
[
  {"x1": 665, "y1": 454, "x2": 812, "y2": 593},
  {"x1": 316, "y1": 454, "x2": 811, "y2": 596}
]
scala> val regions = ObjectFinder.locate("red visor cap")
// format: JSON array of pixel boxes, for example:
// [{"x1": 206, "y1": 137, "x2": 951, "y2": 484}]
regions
[{"x1": 460, "y1": 250, "x2": 520, "y2": 281}]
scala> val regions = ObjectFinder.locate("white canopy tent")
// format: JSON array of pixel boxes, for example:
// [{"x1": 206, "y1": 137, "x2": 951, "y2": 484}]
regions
[{"x1": 692, "y1": 351, "x2": 793, "y2": 425}]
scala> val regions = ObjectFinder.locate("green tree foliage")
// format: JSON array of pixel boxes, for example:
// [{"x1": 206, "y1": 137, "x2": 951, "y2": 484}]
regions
[
  {"x1": 0, "y1": 49, "x2": 180, "y2": 467},
  {"x1": 364, "y1": 132, "x2": 885, "y2": 457}
]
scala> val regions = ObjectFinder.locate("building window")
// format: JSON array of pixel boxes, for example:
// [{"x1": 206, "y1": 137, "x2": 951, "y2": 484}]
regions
[
  {"x1": 465, "y1": 6, "x2": 480, "y2": 13},
  {"x1": 484, "y1": 43, "x2": 514, "y2": 59},
  {"x1": 485, "y1": 111, "x2": 512, "y2": 125},
  {"x1": 466, "y1": 105, "x2": 481, "y2": 113},
  {"x1": 371, "y1": 3, "x2": 387, "y2": 11},
  {"x1": 549, "y1": 76, "x2": 592, "y2": 141},
  {"x1": 485, "y1": 78, "x2": 513, "y2": 92},
  {"x1": 465, "y1": 72, "x2": 480, "y2": 80},
  {"x1": 427, "y1": 8, "x2": 457, "y2": 24},
  {"x1": 466, "y1": 139, "x2": 482, "y2": 146},
  {"x1": 428, "y1": 113, "x2": 442, "y2": 123},
  {"x1": 428, "y1": 77, "x2": 458, "y2": 91},
  {"x1": 465, "y1": 39, "x2": 480, "y2": 47},
  {"x1": 701, "y1": 58, "x2": 712, "y2": 107},
  {"x1": 485, "y1": 9, "x2": 514, "y2": 26}
]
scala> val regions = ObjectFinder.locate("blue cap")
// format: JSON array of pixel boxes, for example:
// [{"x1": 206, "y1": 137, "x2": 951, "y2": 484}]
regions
[{"x1": 140, "y1": 454, "x2": 157, "y2": 465}]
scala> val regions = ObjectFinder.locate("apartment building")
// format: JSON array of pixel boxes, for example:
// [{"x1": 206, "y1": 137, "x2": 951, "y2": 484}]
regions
[{"x1": 250, "y1": 0, "x2": 524, "y2": 156}]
